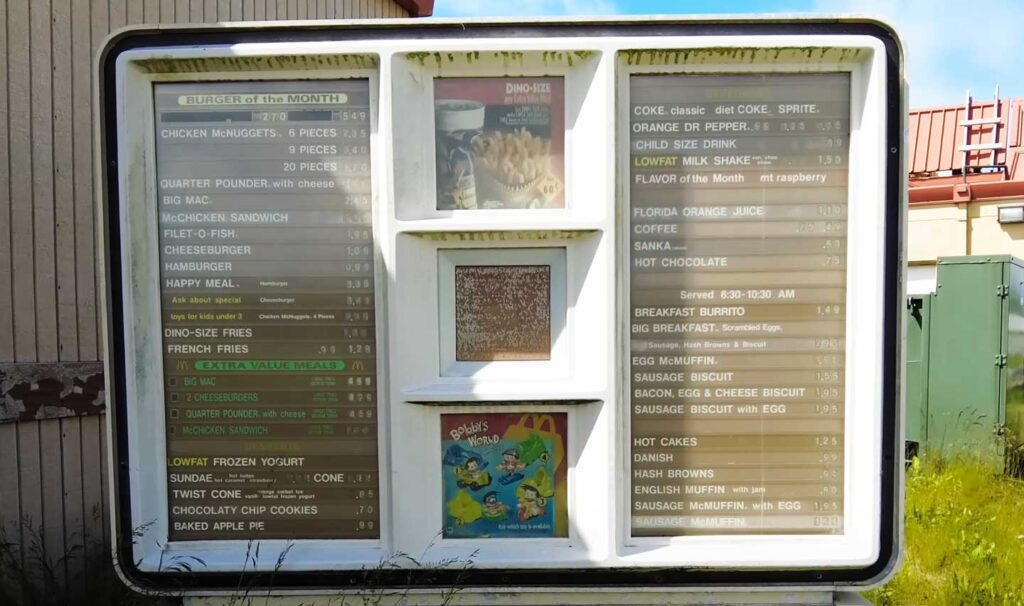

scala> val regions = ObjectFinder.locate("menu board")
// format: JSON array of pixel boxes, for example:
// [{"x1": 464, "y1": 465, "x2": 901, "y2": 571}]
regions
[
  {"x1": 628, "y1": 74, "x2": 849, "y2": 536},
  {"x1": 155, "y1": 81, "x2": 379, "y2": 540},
  {"x1": 434, "y1": 77, "x2": 565, "y2": 210}
]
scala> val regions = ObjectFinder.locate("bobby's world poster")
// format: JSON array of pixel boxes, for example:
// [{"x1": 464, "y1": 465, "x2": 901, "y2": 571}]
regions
[{"x1": 441, "y1": 412, "x2": 568, "y2": 538}]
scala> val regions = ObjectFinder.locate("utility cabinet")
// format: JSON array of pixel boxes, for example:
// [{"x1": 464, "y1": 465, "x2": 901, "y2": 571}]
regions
[{"x1": 908, "y1": 256, "x2": 1024, "y2": 456}]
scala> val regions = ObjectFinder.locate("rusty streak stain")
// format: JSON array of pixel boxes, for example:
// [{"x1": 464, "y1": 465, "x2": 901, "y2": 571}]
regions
[
  {"x1": 0, "y1": 362, "x2": 105, "y2": 424},
  {"x1": 455, "y1": 265, "x2": 551, "y2": 362}
]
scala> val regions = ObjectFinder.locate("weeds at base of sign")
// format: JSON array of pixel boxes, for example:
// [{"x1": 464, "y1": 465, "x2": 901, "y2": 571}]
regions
[
  {"x1": 2, "y1": 515, "x2": 476, "y2": 605},
  {"x1": 0, "y1": 510, "x2": 176, "y2": 606},
  {"x1": 865, "y1": 449, "x2": 1024, "y2": 606},
  {"x1": 202, "y1": 534, "x2": 478, "y2": 606}
]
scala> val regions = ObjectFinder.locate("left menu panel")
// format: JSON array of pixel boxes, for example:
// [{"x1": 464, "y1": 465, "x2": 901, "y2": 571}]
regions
[{"x1": 154, "y1": 81, "x2": 379, "y2": 541}]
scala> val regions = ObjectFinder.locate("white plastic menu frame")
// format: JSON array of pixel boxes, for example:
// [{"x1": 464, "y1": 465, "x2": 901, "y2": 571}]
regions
[{"x1": 100, "y1": 20, "x2": 901, "y2": 590}]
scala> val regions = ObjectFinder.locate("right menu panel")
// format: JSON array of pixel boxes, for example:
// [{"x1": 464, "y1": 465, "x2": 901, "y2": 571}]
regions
[{"x1": 629, "y1": 73, "x2": 850, "y2": 536}]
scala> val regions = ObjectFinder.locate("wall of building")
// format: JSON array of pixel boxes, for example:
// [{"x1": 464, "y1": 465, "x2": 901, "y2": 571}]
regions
[
  {"x1": 0, "y1": 0, "x2": 409, "y2": 591},
  {"x1": 967, "y1": 199, "x2": 1024, "y2": 256},
  {"x1": 907, "y1": 203, "x2": 968, "y2": 263},
  {"x1": 907, "y1": 198, "x2": 1024, "y2": 294}
]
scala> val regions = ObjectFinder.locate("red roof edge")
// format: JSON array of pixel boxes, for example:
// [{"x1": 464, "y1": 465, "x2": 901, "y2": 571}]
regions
[
  {"x1": 393, "y1": 0, "x2": 434, "y2": 16},
  {"x1": 909, "y1": 180, "x2": 1024, "y2": 205}
]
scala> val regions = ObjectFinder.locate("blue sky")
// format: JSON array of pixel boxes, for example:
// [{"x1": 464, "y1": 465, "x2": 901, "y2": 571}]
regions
[{"x1": 432, "y1": 0, "x2": 1024, "y2": 109}]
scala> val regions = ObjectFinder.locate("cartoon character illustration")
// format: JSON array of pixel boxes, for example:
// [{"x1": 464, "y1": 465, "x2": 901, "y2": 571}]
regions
[
  {"x1": 497, "y1": 447, "x2": 526, "y2": 485},
  {"x1": 480, "y1": 491, "x2": 510, "y2": 522},
  {"x1": 516, "y1": 483, "x2": 546, "y2": 522},
  {"x1": 454, "y1": 454, "x2": 492, "y2": 491},
  {"x1": 516, "y1": 467, "x2": 555, "y2": 522}
]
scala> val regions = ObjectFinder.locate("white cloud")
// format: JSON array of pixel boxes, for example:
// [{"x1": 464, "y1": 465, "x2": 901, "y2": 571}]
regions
[
  {"x1": 434, "y1": 0, "x2": 618, "y2": 18},
  {"x1": 814, "y1": 0, "x2": 1024, "y2": 107}
]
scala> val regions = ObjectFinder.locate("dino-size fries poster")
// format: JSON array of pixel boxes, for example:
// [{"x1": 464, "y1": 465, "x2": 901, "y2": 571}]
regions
[
  {"x1": 441, "y1": 412, "x2": 568, "y2": 538},
  {"x1": 434, "y1": 77, "x2": 565, "y2": 210}
]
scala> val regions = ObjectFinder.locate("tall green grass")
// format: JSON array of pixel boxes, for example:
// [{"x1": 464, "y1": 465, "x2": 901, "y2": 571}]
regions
[{"x1": 867, "y1": 455, "x2": 1024, "y2": 606}]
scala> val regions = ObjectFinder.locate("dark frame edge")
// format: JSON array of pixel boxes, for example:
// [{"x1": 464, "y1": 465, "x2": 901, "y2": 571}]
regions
[{"x1": 97, "y1": 17, "x2": 905, "y2": 595}]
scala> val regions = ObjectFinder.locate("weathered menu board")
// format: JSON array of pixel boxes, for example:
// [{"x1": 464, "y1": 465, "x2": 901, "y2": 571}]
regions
[
  {"x1": 629, "y1": 74, "x2": 849, "y2": 536},
  {"x1": 155, "y1": 81, "x2": 379, "y2": 540}
]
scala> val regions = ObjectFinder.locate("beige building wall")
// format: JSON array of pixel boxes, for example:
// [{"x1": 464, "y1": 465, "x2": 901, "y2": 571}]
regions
[
  {"x1": 966, "y1": 198, "x2": 1024, "y2": 256},
  {"x1": 908, "y1": 198, "x2": 1024, "y2": 263},
  {"x1": 0, "y1": 0, "x2": 410, "y2": 591},
  {"x1": 907, "y1": 203, "x2": 968, "y2": 264},
  {"x1": 907, "y1": 198, "x2": 1024, "y2": 294}
]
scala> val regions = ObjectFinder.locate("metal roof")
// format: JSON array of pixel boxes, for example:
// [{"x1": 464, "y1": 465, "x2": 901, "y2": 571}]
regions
[{"x1": 908, "y1": 98, "x2": 1024, "y2": 179}]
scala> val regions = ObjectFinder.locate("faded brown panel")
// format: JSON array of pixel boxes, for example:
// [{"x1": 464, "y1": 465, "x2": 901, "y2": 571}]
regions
[
  {"x1": 60, "y1": 417, "x2": 87, "y2": 591},
  {"x1": 53, "y1": 0, "x2": 79, "y2": 363},
  {"x1": 8, "y1": 0, "x2": 35, "y2": 363},
  {"x1": 325, "y1": 0, "x2": 334, "y2": 19},
  {"x1": 218, "y1": 0, "x2": 229, "y2": 20},
  {"x1": 110, "y1": 1, "x2": 126, "y2": 37},
  {"x1": 143, "y1": 0, "x2": 159, "y2": 22},
  {"x1": 278, "y1": 0, "x2": 288, "y2": 20},
  {"x1": 265, "y1": 0, "x2": 276, "y2": 19},
  {"x1": 0, "y1": 423, "x2": 21, "y2": 561},
  {"x1": 0, "y1": 0, "x2": 12, "y2": 361},
  {"x1": 39, "y1": 419, "x2": 66, "y2": 586},
  {"x1": 254, "y1": 0, "x2": 264, "y2": 19},
  {"x1": 74, "y1": 0, "x2": 97, "y2": 362},
  {"x1": 190, "y1": 0, "x2": 202, "y2": 20},
  {"x1": 204, "y1": 0, "x2": 216, "y2": 21},
  {"x1": 243, "y1": 0, "x2": 254, "y2": 19},
  {"x1": 90, "y1": 0, "x2": 108, "y2": 364},
  {"x1": 31, "y1": 0, "x2": 58, "y2": 363},
  {"x1": 79, "y1": 414, "x2": 106, "y2": 574},
  {"x1": 163, "y1": 0, "x2": 179, "y2": 22},
  {"x1": 17, "y1": 421, "x2": 43, "y2": 580},
  {"x1": 128, "y1": 0, "x2": 144, "y2": 23},
  {"x1": 174, "y1": 0, "x2": 188, "y2": 22},
  {"x1": 296, "y1": 0, "x2": 306, "y2": 19},
  {"x1": 99, "y1": 414, "x2": 109, "y2": 547},
  {"x1": 230, "y1": 0, "x2": 242, "y2": 19}
]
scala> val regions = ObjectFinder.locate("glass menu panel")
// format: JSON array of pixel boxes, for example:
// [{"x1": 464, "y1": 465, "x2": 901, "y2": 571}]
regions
[
  {"x1": 628, "y1": 73, "x2": 849, "y2": 536},
  {"x1": 155, "y1": 80, "x2": 380, "y2": 540},
  {"x1": 434, "y1": 77, "x2": 565, "y2": 210}
]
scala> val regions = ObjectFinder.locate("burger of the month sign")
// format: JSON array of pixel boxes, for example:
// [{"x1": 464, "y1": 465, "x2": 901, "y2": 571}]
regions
[{"x1": 99, "y1": 17, "x2": 904, "y2": 600}]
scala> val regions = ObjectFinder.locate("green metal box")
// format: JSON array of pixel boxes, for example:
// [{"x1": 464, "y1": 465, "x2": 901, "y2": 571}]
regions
[
  {"x1": 904, "y1": 294, "x2": 931, "y2": 448},
  {"x1": 924, "y1": 256, "x2": 1024, "y2": 456}
]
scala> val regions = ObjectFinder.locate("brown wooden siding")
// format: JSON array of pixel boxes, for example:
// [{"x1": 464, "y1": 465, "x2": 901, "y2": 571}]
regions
[{"x1": 0, "y1": 0, "x2": 409, "y2": 590}]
